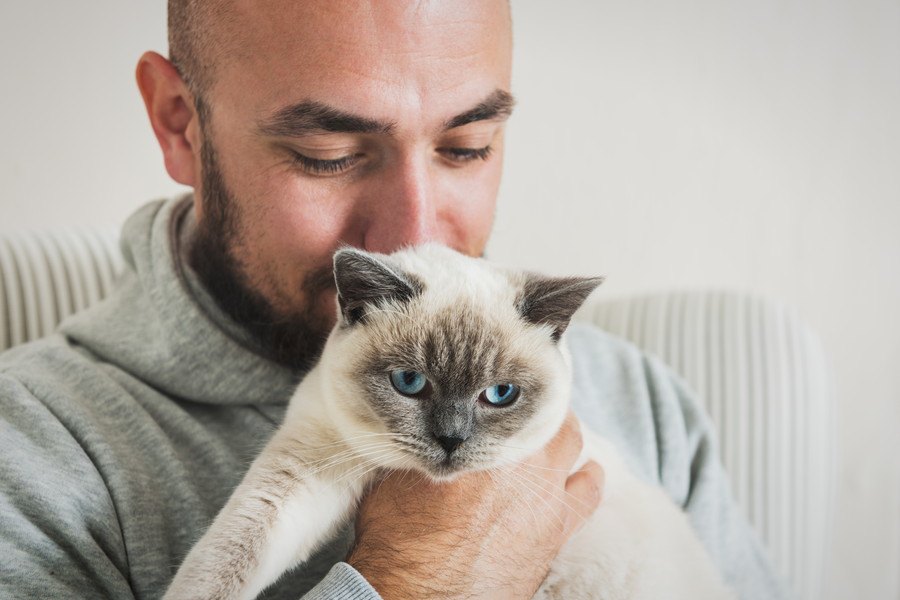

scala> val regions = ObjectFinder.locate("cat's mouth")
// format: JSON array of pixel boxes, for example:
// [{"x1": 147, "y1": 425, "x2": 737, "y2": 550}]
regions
[
  {"x1": 408, "y1": 447, "x2": 495, "y2": 481},
  {"x1": 419, "y1": 459, "x2": 469, "y2": 481},
  {"x1": 388, "y1": 436, "x2": 498, "y2": 481}
]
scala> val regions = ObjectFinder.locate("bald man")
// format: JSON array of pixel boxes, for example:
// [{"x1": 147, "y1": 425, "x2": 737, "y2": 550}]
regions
[{"x1": 0, "y1": 2, "x2": 784, "y2": 598}]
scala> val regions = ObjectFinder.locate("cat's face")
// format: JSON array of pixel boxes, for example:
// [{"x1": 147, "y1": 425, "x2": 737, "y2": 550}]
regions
[{"x1": 319, "y1": 244, "x2": 602, "y2": 480}]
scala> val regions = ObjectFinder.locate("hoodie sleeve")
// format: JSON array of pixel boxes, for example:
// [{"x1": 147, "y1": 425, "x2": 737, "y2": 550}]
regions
[
  {"x1": 0, "y1": 373, "x2": 383, "y2": 600},
  {"x1": 0, "y1": 375, "x2": 134, "y2": 599},
  {"x1": 640, "y1": 352, "x2": 789, "y2": 600},
  {"x1": 301, "y1": 563, "x2": 383, "y2": 600}
]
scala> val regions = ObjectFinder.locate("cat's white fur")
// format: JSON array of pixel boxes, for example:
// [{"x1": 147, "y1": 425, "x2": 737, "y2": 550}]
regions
[{"x1": 165, "y1": 244, "x2": 734, "y2": 600}]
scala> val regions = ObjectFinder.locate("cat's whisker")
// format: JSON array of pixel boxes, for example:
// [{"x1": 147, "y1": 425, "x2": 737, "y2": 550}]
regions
[
  {"x1": 414, "y1": 470, "x2": 430, "y2": 489},
  {"x1": 299, "y1": 442, "x2": 401, "y2": 477},
  {"x1": 494, "y1": 442, "x2": 543, "y2": 454},
  {"x1": 334, "y1": 452, "x2": 405, "y2": 490},
  {"x1": 507, "y1": 460, "x2": 599, "y2": 513},
  {"x1": 331, "y1": 455, "x2": 388, "y2": 488},
  {"x1": 328, "y1": 438, "x2": 404, "y2": 456},
  {"x1": 391, "y1": 466, "x2": 420, "y2": 492},
  {"x1": 282, "y1": 440, "x2": 398, "y2": 475},
  {"x1": 345, "y1": 455, "x2": 403, "y2": 490},
  {"x1": 492, "y1": 443, "x2": 593, "y2": 474},
  {"x1": 491, "y1": 457, "x2": 576, "y2": 479},
  {"x1": 492, "y1": 442, "x2": 589, "y2": 474},
  {"x1": 511, "y1": 465, "x2": 597, "y2": 518},
  {"x1": 334, "y1": 445, "x2": 403, "y2": 474},
  {"x1": 484, "y1": 468, "x2": 539, "y2": 529},
  {"x1": 299, "y1": 442, "x2": 385, "y2": 465},
  {"x1": 493, "y1": 469, "x2": 554, "y2": 524},
  {"x1": 395, "y1": 467, "x2": 416, "y2": 492},
  {"x1": 493, "y1": 465, "x2": 571, "y2": 532},
  {"x1": 491, "y1": 457, "x2": 601, "y2": 516},
  {"x1": 487, "y1": 466, "x2": 550, "y2": 532},
  {"x1": 367, "y1": 458, "x2": 419, "y2": 496},
  {"x1": 299, "y1": 432, "x2": 404, "y2": 451},
  {"x1": 389, "y1": 462, "x2": 430, "y2": 492},
  {"x1": 331, "y1": 447, "x2": 403, "y2": 486},
  {"x1": 510, "y1": 460, "x2": 576, "y2": 475},
  {"x1": 298, "y1": 441, "x2": 395, "y2": 471}
]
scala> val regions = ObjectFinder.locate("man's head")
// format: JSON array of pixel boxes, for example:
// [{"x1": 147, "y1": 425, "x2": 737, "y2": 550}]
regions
[{"x1": 137, "y1": 0, "x2": 513, "y2": 370}]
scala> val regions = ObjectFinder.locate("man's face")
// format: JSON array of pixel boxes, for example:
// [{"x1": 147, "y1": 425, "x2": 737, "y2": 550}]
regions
[{"x1": 189, "y1": 0, "x2": 513, "y2": 369}]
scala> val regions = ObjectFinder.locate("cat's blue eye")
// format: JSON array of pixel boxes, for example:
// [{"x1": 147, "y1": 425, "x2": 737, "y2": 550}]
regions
[
  {"x1": 390, "y1": 370, "x2": 428, "y2": 396},
  {"x1": 481, "y1": 383, "x2": 520, "y2": 407}
]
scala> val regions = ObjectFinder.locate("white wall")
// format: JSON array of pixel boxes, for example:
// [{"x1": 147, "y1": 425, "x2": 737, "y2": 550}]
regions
[
  {"x1": 0, "y1": 2, "x2": 186, "y2": 228},
  {"x1": 492, "y1": 3, "x2": 900, "y2": 599},
  {"x1": 1, "y1": 2, "x2": 898, "y2": 598}
]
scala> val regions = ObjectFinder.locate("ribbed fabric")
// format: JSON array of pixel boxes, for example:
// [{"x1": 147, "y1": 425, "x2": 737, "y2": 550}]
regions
[
  {"x1": 0, "y1": 228, "x2": 831, "y2": 599},
  {"x1": 0, "y1": 229, "x2": 122, "y2": 350},
  {"x1": 302, "y1": 563, "x2": 383, "y2": 600},
  {"x1": 578, "y1": 292, "x2": 834, "y2": 600}
]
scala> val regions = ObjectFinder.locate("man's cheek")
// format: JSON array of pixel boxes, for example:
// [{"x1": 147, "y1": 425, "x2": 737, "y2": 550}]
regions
[
  {"x1": 315, "y1": 293, "x2": 339, "y2": 328},
  {"x1": 442, "y1": 203, "x2": 495, "y2": 257}
]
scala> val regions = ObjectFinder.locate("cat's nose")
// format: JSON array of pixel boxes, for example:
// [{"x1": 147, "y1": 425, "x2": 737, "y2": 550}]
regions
[{"x1": 435, "y1": 435, "x2": 466, "y2": 454}]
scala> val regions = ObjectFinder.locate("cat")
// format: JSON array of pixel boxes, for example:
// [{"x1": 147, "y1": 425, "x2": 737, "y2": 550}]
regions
[{"x1": 164, "y1": 243, "x2": 734, "y2": 600}]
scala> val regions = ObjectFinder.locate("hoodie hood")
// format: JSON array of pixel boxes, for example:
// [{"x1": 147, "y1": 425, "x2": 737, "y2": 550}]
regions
[{"x1": 60, "y1": 196, "x2": 301, "y2": 405}]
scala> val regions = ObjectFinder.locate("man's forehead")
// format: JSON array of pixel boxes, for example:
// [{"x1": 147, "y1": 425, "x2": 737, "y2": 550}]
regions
[
  {"x1": 197, "y1": 0, "x2": 512, "y2": 73},
  {"x1": 211, "y1": 1, "x2": 512, "y2": 130},
  {"x1": 227, "y1": 0, "x2": 511, "y2": 52}
]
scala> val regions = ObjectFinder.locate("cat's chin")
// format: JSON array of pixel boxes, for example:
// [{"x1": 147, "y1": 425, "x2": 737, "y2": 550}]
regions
[
  {"x1": 420, "y1": 463, "x2": 471, "y2": 482},
  {"x1": 419, "y1": 469, "x2": 463, "y2": 483},
  {"x1": 409, "y1": 454, "x2": 503, "y2": 483}
]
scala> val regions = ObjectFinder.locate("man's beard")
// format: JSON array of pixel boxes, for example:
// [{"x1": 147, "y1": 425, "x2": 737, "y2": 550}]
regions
[{"x1": 188, "y1": 129, "x2": 334, "y2": 373}]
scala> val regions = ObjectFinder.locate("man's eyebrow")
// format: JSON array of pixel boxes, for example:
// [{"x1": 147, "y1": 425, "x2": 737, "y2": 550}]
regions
[
  {"x1": 258, "y1": 101, "x2": 397, "y2": 137},
  {"x1": 444, "y1": 89, "x2": 516, "y2": 130}
]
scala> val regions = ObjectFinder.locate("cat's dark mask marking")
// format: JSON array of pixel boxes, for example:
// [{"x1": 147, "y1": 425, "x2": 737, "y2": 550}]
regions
[
  {"x1": 333, "y1": 248, "x2": 424, "y2": 326},
  {"x1": 517, "y1": 275, "x2": 605, "y2": 342},
  {"x1": 354, "y1": 302, "x2": 548, "y2": 456}
]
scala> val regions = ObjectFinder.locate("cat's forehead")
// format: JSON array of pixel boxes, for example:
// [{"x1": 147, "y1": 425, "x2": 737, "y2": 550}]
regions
[
  {"x1": 343, "y1": 244, "x2": 558, "y2": 393},
  {"x1": 357, "y1": 298, "x2": 551, "y2": 396},
  {"x1": 389, "y1": 243, "x2": 518, "y2": 304}
]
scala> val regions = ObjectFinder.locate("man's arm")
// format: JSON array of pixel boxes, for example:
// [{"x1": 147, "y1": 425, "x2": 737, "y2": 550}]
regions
[
  {"x1": 0, "y1": 374, "x2": 388, "y2": 600},
  {"x1": 0, "y1": 375, "x2": 133, "y2": 598}
]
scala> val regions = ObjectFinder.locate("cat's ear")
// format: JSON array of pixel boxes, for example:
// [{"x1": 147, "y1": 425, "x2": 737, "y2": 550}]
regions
[
  {"x1": 517, "y1": 275, "x2": 605, "y2": 342},
  {"x1": 333, "y1": 248, "x2": 423, "y2": 326}
]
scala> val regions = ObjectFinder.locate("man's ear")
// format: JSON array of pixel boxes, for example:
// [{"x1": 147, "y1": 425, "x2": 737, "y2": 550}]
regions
[{"x1": 135, "y1": 51, "x2": 201, "y2": 186}]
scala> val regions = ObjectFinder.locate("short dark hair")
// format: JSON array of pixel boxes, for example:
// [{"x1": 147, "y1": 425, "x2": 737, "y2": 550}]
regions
[{"x1": 167, "y1": 0, "x2": 230, "y2": 98}]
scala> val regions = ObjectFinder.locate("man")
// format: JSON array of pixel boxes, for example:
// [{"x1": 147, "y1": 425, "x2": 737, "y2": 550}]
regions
[{"x1": 0, "y1": 1, "x2": 784, "y2": 598}]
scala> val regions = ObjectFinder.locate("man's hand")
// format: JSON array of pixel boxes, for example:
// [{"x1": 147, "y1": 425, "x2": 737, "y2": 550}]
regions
[{"x1": 346, "y1": 412, "x2": 604, "y2": 600}]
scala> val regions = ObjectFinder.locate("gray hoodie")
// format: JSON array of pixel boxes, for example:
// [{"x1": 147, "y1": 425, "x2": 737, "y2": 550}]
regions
[{"x1": 0, "y1": 196, "x2": 785, "y2": 599}]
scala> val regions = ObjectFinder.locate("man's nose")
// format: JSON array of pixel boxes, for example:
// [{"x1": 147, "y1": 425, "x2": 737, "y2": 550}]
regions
[{"x1": 362, "y1": 154, "x2": 438, "y2": 254}]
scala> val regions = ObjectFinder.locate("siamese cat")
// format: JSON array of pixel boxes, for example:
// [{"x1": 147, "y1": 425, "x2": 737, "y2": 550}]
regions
[{"x1": 165, "y1": 244, "x2": 734, "y2": 600}]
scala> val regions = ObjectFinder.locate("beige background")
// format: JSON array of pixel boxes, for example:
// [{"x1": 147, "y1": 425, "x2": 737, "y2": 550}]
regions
[{"x1": 1, "y1": 2, "x2": 898, "y2": 598}]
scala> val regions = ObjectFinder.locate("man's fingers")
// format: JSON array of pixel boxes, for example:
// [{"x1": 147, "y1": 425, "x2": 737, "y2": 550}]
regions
[{"x1": 562, "y1": 460, "x2": 604, "y2": 534}]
